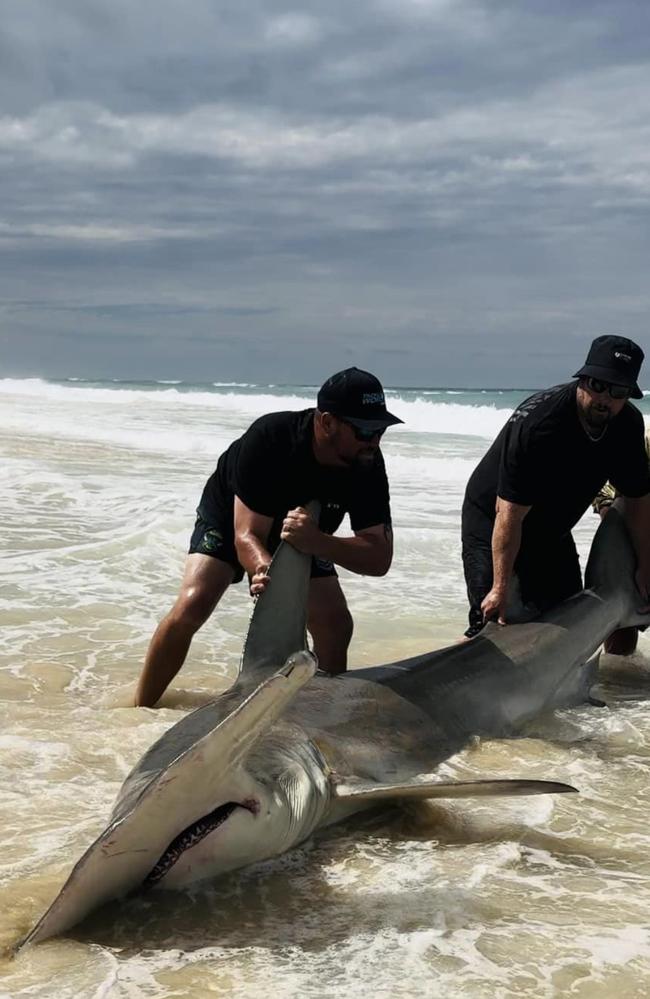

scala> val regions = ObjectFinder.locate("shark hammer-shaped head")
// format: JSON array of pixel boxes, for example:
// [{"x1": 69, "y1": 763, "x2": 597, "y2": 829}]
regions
[{"x1": 20, "y1": 650, "x2": 324, "y2": 948}]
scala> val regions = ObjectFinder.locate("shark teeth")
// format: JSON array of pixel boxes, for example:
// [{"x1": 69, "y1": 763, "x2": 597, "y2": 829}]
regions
[{"x1": 143, "y1": 800, "x2": 255, "y2": 888}]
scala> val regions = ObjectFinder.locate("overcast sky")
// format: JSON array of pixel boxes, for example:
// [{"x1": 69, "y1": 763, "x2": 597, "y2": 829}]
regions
[{"x1": 2, "y1": 0, "x2": 650, "y2": 387}]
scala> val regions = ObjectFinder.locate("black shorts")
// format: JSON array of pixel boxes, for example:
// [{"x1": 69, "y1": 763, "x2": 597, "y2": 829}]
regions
[
  {"x1": 461, "y1": 502, "x2": 582, "y2": 639},
  {"x1": 188, "y1": 511, "x2": 338, "y2": 584}
]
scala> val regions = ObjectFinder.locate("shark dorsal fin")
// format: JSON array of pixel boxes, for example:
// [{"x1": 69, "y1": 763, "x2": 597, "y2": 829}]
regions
[
  {"x1": 240, "y1": 500, "x2": 321, "y2": 674},
  {"x1": 332, "y1": 777, "x2": 577, "y2": 801}
]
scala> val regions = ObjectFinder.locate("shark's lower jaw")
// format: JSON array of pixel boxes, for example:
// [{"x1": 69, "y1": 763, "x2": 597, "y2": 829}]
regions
[{"x1": 143, "y1": 799, "x2": 259, "y2": 889}]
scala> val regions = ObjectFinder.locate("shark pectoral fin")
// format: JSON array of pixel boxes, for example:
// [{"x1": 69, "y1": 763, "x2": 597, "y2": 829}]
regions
[
  {"x1": 240, "y1": 500, "x2": 321, "y2": 674},
  {"x1": 332, "y1": 777, "x2": 578, "y2": 801}
]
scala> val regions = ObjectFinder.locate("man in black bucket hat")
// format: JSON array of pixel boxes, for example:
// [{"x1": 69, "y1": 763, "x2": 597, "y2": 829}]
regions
[
  {"x1": 461, "y1": 335, "x2": 650, "y2": 640},
  {"x1": 136, "y1": 367, "x2": 402, "y2": 707},
  {"x1": 574, "y1": 335, "x2": 644, "y2": 399}
]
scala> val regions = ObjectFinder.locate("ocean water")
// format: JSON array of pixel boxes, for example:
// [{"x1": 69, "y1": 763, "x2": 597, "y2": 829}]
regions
[{"x1": 1, "y1": 377, "x2": 650, "y2": 998}]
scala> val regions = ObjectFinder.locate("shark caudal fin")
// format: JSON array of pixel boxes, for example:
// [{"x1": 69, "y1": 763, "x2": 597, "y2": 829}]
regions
[
  {"x1": 19, "y1": 652, "x2": 316, "y2": 950},
  {"x1": 240, "y1": 501, "x2": 321, "y2": 674},
  {"x1": 332, "y1": 777, "x2": 577, "y2": 801},
  {"x1": 585, "y1": 503, "x2": 650, "y2": 629}
]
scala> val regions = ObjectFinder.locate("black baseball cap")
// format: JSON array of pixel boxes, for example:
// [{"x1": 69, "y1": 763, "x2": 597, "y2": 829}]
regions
[
  {"x1": 573, "y1": 335, "x2": 644, "y2": 399},
  {"x1": 317, "y1": 367, "x2": 404, "y2": 431}
]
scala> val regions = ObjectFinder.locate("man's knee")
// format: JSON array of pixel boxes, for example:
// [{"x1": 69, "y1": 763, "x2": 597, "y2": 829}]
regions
[
  {"x1": 166, "y1": 556, "x2": 233, "y2": 633},
  {"x1": 307, "y1": 578, "x2": 354, "y2": 646},
  {"x1": 309, "y1": 601, "x2": 353, "y2": 643},
  {"x1": 336, "y1": 604, "x2": 354, "y2": 645},
  {"x1": 169, "y1": 584, "x2": 220, "y2": 632}
]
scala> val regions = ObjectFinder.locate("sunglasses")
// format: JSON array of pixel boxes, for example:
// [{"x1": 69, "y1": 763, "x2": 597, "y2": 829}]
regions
[
  {"x1": 585, "y1": 377, "x2": 631, "y2": 400},
  {"x1": 341, "y1": 420, "x2": 386, "y2": 443}
]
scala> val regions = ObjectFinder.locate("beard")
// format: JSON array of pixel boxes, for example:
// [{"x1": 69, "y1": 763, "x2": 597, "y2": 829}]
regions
[
  {"x1": 329, "y1": 428, "x2": 379, "y2": 469},
  {"x1": 584, "y1": 402, "x2": 613, "y2": 430},
  {"x1": 350, "y1": 448, "x2": 379, "y2": 469}
]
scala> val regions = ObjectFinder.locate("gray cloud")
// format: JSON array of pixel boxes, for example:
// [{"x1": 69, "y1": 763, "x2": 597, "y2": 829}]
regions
[{"x1": 2, "y1": 0, "x2": 650, "y2": 386}]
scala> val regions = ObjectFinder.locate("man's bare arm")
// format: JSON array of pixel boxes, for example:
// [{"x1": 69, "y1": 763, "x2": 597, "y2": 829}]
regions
[
  {"x1": 234, "y1": 497, "x2": 274, "y2": 595},
  {"x1": 481, "y1": 497, "x2": 531, "y2": 625},
  {"x1": 281, "y1": 507, "x2": 393, "y2": 576}
]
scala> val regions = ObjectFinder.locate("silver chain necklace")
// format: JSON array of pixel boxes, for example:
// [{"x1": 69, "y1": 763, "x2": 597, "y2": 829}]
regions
[{"x1": 583, "y1": 423, "x2": 607, "y2": 442}]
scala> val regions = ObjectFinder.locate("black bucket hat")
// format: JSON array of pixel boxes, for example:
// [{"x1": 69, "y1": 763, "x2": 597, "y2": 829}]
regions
[
  {"x1": 573, "y1": 335, "x2": 644, "y2": 399},
  {"x1": 317, "y1": 367, "x2": 403, "y2": 430}
]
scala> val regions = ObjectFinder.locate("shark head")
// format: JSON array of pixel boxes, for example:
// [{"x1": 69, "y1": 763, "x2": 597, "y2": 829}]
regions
[
  {"x1": 20, "y1": 510, "x2": 322, "y2": 949},
  {"x1": 144, "y1": 715, "x2": 331, "y2": 890},
  {"x1": 20, "y1": 650, "x2": 324, "y2": 947}
]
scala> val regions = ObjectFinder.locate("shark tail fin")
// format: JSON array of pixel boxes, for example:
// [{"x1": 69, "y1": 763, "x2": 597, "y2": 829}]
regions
[
  {"x1": 585, "y1": 504, "x2": 650, "y2": 629},
  {"x1": 240, "y1": 500, "x2": 321, "y2": 674},
  {"x1": 332, "y1": 777, "x2": 578, "y2": 802}
]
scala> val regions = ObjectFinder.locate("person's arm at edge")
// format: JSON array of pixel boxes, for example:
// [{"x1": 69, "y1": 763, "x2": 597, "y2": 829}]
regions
[
  {"x1": 234, "y1": 496, "x2": 274, "y2": 596},
  {"x1": 481, "y1": 497, "x2": 531, "y2": 625},
  {"x1": 281, "y1": 507, "x2": 393, "y2": 576},
  {"x1": 620, "y1": 492, "x2": 650, "y2": 611}
]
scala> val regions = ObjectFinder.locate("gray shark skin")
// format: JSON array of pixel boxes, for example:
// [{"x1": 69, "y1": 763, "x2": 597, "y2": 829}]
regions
[{"x1": 19, "y1": 505, "x2": 646, "y2": 948}]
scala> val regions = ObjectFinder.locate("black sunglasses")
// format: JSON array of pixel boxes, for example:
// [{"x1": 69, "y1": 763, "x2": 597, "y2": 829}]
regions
[
  {"x1": 340, "y1": 420, "x2": 386, "y2": 443},
  {"x1": 585, "y1": 376, "x2": 631, "y2": 400}
]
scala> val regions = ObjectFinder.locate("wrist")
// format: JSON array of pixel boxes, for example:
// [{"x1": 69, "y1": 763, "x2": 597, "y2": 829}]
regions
[{"x1": 311, "y1": 530, "x2": 330, "y2": 559}]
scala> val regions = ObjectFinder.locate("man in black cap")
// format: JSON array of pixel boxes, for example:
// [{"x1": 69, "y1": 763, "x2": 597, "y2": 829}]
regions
[
  {"x1": 135, "y1": 367, "x2": 402, "y2": 707},
  {"x1": 461, "y1": 335, "x2": 650, "y2": 639}
]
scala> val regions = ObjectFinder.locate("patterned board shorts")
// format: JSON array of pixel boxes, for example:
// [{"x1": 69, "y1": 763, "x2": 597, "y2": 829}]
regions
[{"x1": 188, "y1": 511, "x2": 337, "y2": 584}]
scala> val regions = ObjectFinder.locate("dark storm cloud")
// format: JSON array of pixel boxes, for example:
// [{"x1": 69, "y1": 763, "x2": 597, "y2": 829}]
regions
[{"x1": 2, "y1": 0, "x2": 650, "y2": 385}]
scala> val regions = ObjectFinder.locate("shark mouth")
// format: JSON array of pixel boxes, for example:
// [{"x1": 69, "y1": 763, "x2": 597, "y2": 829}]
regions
[{"x1": 143, "y1": 799, "x2": 257, "y2": 889}]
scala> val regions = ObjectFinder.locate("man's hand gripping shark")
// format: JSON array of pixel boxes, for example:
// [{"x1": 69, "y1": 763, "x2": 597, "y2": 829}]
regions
[{"x1": 19, "y1": 500, "x2": 650, "y2": 948}]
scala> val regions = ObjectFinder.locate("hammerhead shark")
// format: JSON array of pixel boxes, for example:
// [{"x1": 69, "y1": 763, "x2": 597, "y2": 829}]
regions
[{"x1": 19, "y1": 503, "x2": 647, "y2": 947}]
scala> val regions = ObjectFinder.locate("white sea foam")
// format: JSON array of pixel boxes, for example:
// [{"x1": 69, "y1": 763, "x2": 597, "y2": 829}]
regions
[
  {"x1": 212, "y1": 381, "x2": 259, "y2": 387},
  {"x1": 0, "y1": 377, "x2": 520, "y2": 455},
  {"x1": 3, "y1": 378, "x2": 648, "y2": 453}
]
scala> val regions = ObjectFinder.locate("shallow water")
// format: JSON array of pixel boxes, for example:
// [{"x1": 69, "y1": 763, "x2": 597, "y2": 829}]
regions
[{"x1": 2, "y1": 380, "x2": 650, "y2": 998}]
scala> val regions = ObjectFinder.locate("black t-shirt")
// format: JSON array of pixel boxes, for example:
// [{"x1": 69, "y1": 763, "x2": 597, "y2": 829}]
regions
[
  {"x1": 202, "y1": 409, "x2": 392, "y2": 540},
  {"x1": 464, "y1": 383, "x2": 650, "y2": 540}
]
